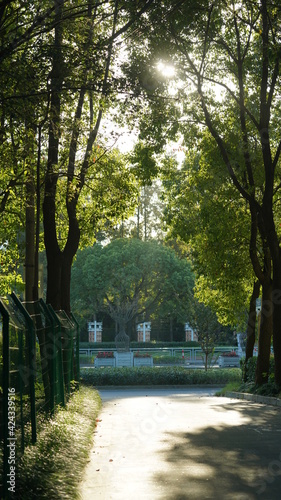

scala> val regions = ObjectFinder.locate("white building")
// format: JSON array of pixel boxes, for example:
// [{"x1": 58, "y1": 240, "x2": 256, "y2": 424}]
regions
[
  {"x1": 184, "y1": 323, "x2": 198, "y2": 342},
  {"x1": 88, "y1": 321, "x2": 103, "y2": 342},
  {"x1": 137, "y1": 322, "x2": 151, "y2": 342}
]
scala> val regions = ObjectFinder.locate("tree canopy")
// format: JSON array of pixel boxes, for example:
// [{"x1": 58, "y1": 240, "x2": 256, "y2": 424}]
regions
[
  {"x1": 1, "y1": 1, "x2": 281, "y2": 386},
  {"x1": 122, "y1": 0, "x2": 281, "y2": 385},
  {"x1": 71, "y1": 238, "x2": 194, "y2": 337},
  {"x1": 161, "y1": 143, "x2": 255, "y2": 329}
]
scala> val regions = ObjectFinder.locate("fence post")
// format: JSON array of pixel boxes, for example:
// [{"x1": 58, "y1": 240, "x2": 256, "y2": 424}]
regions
[
  {"x1": 1, "y1": 301, "x2": 10, "y2": 499},
  {"x1": 11, "y1": 292, "x2": 36, "y2": 444},
  {"x1": 70, "y1": 313, "x2": 80, "y2": 386},
  {"x1": 39, "y1": 299, "x2": 56, "y2": 414},
  {"x1": 18, "y1": 328, "x2": 25, "y2": 452},
  {"x1": 47, "y1": 304, "x2": 65, "y2": 407}
]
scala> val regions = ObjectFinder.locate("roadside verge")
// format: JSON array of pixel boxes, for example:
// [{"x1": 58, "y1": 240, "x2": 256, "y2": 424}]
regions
[{"x1": 225, "y1": 391, "x2": 281, "y2": 407}]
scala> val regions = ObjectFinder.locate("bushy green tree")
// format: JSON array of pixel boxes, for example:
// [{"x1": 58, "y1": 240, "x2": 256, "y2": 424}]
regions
[
  {"x1": 193, "y1": 301, "x2": 231, "y2": 371},
  {"x1": 71, "y1": 238, "x2": 194, "y2": 338},
  {"x1": 123, "y1": 0, "x2": 281, "y2": 385}
]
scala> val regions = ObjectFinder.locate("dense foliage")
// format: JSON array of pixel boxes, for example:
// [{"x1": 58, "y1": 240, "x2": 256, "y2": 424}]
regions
[
  {"x1": 81, "y1": 366, "x2": 242, "y2": 386},
  {"x1": 123, "y1": 0, "x2": 281, "y2": 386},
  {"x1": 71, "y1": 238, "x2": 194, "y2": 337},
  {"x1": 1, "y1": 0, "x2": 281, "y2": 386}
]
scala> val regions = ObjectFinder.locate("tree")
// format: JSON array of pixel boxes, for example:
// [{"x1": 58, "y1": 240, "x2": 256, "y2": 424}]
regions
[
  {"x1": 161, "y1": 142, "x2": 272, "y2": 383},
  {"x1": 108, "y1": 180, "x2": 166, "y2": 242},
  {"x1": 0, "y1": 0, "x2": 157, "y2": 308},
  {"x1": 0, "y1": 0, "x2": 76, "y2": 300},
  {"x1": 193, "y1": 301, "x2": 228, "y2": 371},
  {"x1": 43, "y1": 0, "x2": 158, "y2": 314},
  {"x1": 162, "y1": 152, "x2": 255, "y2": 327},
  {"x1": 125, "y1": 0, "x2": 281, "y2": 386},
  {"x1": 71, "y1": 238, "x2": 194, "y2": 338}
]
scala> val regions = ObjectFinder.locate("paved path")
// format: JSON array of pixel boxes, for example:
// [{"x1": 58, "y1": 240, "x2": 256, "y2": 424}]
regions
[{"x1": 79, "y1": 388, "x2": 281, "y2": 500}]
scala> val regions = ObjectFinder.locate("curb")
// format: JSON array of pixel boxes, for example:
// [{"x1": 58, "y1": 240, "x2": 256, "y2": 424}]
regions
[
  {"x1": 95, "y1": 384, "x2": 224, "y2": 390},
  {"x1": 225, "y1": 391, "x2": 281, "y2": 407}
]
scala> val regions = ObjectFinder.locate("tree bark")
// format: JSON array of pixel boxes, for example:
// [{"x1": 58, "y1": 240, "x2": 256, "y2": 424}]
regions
[
  {"x1": 256, "y1": 277, "x2": 272, "y2": 385},
  {"x1": 25, "y1": 120, "x2": 37, "y2": 302},
  {"x1": 245, "y1": 280, "x2": 260, "y2": 363},
  {"x1": 169, "y1": 316, "x2": 173, "y2": 342},
  {"x1": 33, "y1": 125, "x2": 42, "y2": 301},
  {"x1": 249, "y1": 203, "x2": 273, "y2": 385},
  {"x1": 43, "y1": 0, "x2": 118, "y2": 314},
  {"x1": 261, "y1": 201, "x2": 281, "y2": 386},
  {"x1": 43, "y1": 0, "x2": 64, "y2": 310},
  {"x1": 267, "y1": 237, "x2": 281, "y2": 386},
  {"x1": 25, "y1": 169, "x2": 35, "y2": 302},
  {"x1": 60, "y1": 218, "x2": 80, "y2": 315}
]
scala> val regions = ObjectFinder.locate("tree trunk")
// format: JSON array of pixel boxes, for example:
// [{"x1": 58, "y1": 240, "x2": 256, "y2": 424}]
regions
[
  {"x1": 33, "y1": 125, "x2": 42, "y2": 301},
  {"x1": 272, "y1": 310, "x2": 281, "y2": 385},
  {"x1": 61, "y1": 230, "x2": 80, "y2": 315},
  {"x1": 25, "y1": 121, "x2": 37, "y2": 302},
  {"x1": 204, "y1": 353, "x2": 208, "y2": 372},
  {"x1": 261, "y1": 206, "x2": 281, "y2": 386},
  {"x1": 255, "y1": 278, "x2": 272, "y2": 385},
  {"x1": 45, "y1": 247, "x2": 63, "y2": 310},
  {"x1": 25, "y1": 171, "x2": 35, "y2": 302},
  {"x1": 43, "y1": 0, "x2": 64, "y2": 310},
  {"x1": 245, "y1": 280, "x2": 260, "y2": 363},
  {"x1": 272, "y1": 269, "x2": 281, "y2": 387},
  {"x1": 247, "y1": 198, "x2": 274, "y2": 385},
  {"x1": 169, "y1": 316, "x2": 173, "y2": 342}
]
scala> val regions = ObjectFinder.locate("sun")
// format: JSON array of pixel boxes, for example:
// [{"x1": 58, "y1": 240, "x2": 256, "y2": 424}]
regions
[{"x1": 157, "y1": 61, "x2": 176, "y2": 78}]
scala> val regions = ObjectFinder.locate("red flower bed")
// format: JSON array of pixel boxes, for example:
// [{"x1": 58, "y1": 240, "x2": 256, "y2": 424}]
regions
[
  {"x1": 221, "y1": 351, "x2": 238, "y2": 357},
  {"x1": 96, "y1": 351, "x2": 114, "y2": 359},
  {"x1": 134, "y1": 351, "x2": 151, "y2": 358}
]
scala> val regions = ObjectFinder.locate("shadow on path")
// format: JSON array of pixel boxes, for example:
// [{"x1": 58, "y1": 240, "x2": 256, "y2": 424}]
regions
[{"x1": 155, "y1": 400, "x2": 281, "y2": 500}]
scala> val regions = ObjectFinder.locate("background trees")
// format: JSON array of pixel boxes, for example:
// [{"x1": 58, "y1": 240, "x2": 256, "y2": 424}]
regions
[
  {"x1": 43, "y1": 0, "x2": 155, "y2": 313},
  {"x1": 2, "y1": 1, "x2": 281, "y2": 387},
  {"x1": 193, "y1": 301, "x2": 232, "y2": 371},
  {"x1": 71, "y1": 238, "x2": 194, "y2": 340},
  {"x1": 123, "y1": 0, "x2": 281, "y2": 385},
  {"x1": 0, "y1": 0, "x2": 157, "y2": 309},
  {"x1": 162, "y1": 150, "x2": 254, "y2": 329}
]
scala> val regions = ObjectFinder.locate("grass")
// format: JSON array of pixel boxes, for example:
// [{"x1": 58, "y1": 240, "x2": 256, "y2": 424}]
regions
[
  {"x1": 228, "y1": 357, "x2": 281, "y2": 399},
  {"x1": 14, "y1": 386, "x2": 101, "y2": 499},
  {"x1": 215, "y1": 381, "x2": 241, "y2": 396},
  {"x1": 81, "y1": 366, "x2": 242, "y2": 386},
  {"x1": 153, "y1": 354, "x2": 185, "y2": 365},
  {"x1": 237, "y1": 380, "x2": 281, "y2": 398},
  {"x1": 216, "y1": 380, "x2": 281, "y2": 399},
  {"x1": 79, "y1": 354, "x2": 95, "y2": 364}
]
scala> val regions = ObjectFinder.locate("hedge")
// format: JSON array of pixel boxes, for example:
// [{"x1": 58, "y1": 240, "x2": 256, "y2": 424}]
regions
[
  {"x1": 81, "y1": 366, "x2": 242, "y2": 386},
  {"x1": 243, "y1": 356, "x2": 275, "y2": 383},
  {"x1": 80, "y1": 341, "x2": 200, "y2": 349}
]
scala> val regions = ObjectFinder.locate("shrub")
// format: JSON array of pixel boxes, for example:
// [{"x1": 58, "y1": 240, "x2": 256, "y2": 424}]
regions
[
  {"x1": 81, "y1": 366, "x2": 242, "y2": 386},
  {"x1": 243, "y1": 356, "x2": 275, "y2": 383}
]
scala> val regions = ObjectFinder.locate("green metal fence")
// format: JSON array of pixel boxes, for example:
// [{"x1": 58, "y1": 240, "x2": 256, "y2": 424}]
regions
[
  {"x1": 55, "y1": 310, "x2": 77, "y2": 397},
  {"x1": 0, "y1": 295, "x2": 80, "y2": 499},
  {"x1": 0, "y1": 296, "x2": 36, "y2": 499}
]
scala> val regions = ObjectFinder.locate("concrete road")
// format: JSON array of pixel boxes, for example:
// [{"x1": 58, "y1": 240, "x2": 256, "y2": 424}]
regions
[{"x1": 79, "y1": 388, "x2": 281, "y2": 500}]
